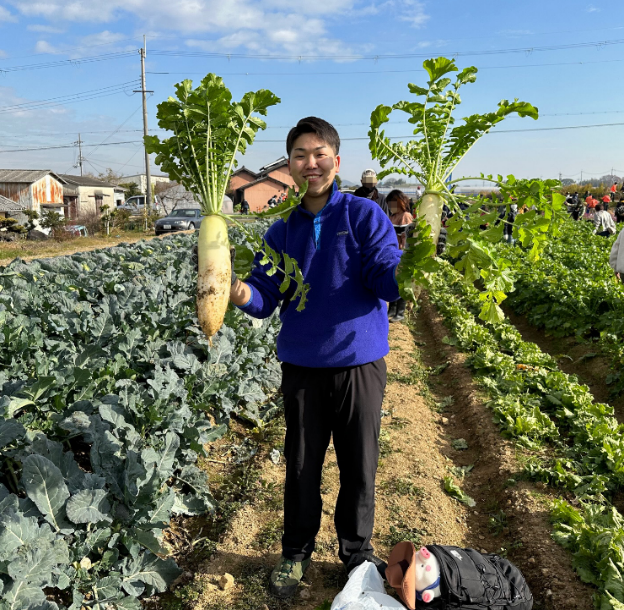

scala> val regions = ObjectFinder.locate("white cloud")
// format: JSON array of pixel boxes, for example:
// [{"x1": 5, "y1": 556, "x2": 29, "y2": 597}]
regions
[
  {"x1": 587, "y1": 4, "x2": 600, "y2": 11},
  {"x1": 360, "y1": 0, "x2": 428, "y2": 27},
  {"x1": 33, "y1": 30, "x2": 131, "y2": 57},
  {"x1": 34, "y1": 39, "x2": 61, "y2": 54},
  {"x1": 8, "y1": 0, "x2": 430, "y2": 59},
  {"x1": 0, "y1": 5, "x2": 16, "y2": 21},
  {"x1": 0, "y1": 49, "x2": 7, "y2": 58},
  {"x1": 28, "y1": 23, "x2": 65, "y2": 32}
]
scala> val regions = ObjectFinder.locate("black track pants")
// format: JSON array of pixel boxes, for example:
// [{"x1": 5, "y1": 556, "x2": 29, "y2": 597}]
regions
[{"x1": 280, "y1": 358, "x2": 386, "y2": 565}]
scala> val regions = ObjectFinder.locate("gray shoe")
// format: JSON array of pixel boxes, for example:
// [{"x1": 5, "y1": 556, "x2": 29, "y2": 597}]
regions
[{"x1": 269, "y1": 555, "x2": 311, "y2": 599}]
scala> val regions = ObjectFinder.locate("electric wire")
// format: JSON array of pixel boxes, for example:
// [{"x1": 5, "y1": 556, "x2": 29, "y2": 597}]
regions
[
  {"x1": 2, "y1": 119, "x2": 624, "y2": 154},
  {"x1": 146, "y1": 56, "x2": 624, "y2": 77},
  {"x1": 0, "y1": 51, "x2": 137, "y2": 73},
  {"x1": 0, "y1": 80, "x2": 140, "y2": 115},
  {"x1": 150, "y1": 37, "x2": 624, "y2": 61}
]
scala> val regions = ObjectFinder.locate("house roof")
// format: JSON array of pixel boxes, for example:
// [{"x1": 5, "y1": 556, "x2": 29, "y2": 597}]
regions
[
  {"x1": 232, "y1": 166, "x2": 258, "y2": 177},
  {"x1": 57, "y1": 174, "x2": 119, "y2": 189},
  {"x1": 0, "y1": 194, "x2": 26, "y2": 212},
  {"x1": 238, "y1": 175, "x2": 290, "y2": 191},
  {"x1": 258, "y1": 156, "x2": 288, "y2": 173},
  {"x1": 0, "y1": 169, "x2": 65, "y2": 184}
]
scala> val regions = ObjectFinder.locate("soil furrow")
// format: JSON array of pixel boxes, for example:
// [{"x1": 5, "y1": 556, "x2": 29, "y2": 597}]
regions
[
  {"x1": 417, "y1": 295, "x2": 594, "y2": 610},
  {"x1": 163, "y1": 304, "x2": 595, "y2": 610}
]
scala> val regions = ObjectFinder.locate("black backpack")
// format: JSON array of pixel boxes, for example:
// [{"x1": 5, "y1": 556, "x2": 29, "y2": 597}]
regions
[
  {"x1": 616, "y1": 204, "x2": 624, "y2": 219},
  {"x1": 426, "y1": 545, "x2": 533, "y2": 610}
]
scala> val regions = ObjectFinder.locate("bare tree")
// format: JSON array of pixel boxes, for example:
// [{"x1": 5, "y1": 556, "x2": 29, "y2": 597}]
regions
[{"x1": 154, "y1": 182, "x2": 197, "y2": 215}]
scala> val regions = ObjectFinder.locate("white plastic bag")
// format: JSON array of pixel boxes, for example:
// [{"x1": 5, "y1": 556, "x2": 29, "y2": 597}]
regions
[{"x1": 331, "y1": 561, "x2": 406, "y2": 610}]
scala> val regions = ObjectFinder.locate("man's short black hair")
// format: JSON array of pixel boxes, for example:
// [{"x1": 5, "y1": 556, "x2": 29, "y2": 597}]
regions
[
  {"x1": 286, "y1": 117, "x2": 340, "y2": 157},
  {"x1": 596, "y1": 203, "x2": 603, "y2": 211}
]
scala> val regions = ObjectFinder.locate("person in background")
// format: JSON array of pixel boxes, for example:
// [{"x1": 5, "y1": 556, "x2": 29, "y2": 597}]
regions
[
  {"x1": 415, "y1": 185, "x2": 423, "y2": 201},
  {"x1": 387, "y1": 189, "x2": 413, "y2": 322},
  {"x1": 611, "y1": 181, "x2": 618, "y2": 202},
  {"x1": 504, "y1": 204, "x2": 518, "y2": 244},
  {"x1": 353, "y1": 169, "x2": 390, "y2": 216},
  {"x1": 570, "y1": 192, "x2": 582, "y2": 220},
  {"x1": 593, "y1": 203, "x2": 617, "y2": 237},
  {"x1": 241, "y1": 199, "x2": 250, "y2": 215},
  {"x1": 615, "y1": 199, "x2": 624, "y2": 224},
  {"x1": 609, "y1": 227, "x2": 624, "y2": 282},
  {"x1": 586, "y1": 193, "x2": 598, "y2": 217},
  {"x1": 602, "y1": 193, "x2": 612, "y2": 210}
]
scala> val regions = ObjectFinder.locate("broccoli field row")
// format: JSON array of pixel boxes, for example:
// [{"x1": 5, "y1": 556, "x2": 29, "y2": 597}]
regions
[{"x1": 0, "y1": 230, "x2": 281, "y2": 610}]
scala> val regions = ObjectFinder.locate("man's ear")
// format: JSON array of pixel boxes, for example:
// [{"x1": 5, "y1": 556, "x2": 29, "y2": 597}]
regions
[{"x1": 335, "y1": 154, "x2": 341, "y2": 172}]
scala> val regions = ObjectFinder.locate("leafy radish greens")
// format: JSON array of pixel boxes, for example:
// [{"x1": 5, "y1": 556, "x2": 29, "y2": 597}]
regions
[{"x1": 369, "y1": 56, "x2": 566, "y2": 323}]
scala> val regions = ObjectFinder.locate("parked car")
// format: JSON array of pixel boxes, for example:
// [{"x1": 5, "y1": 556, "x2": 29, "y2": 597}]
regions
[
  {"x1": 154, "y1": 208, "x2": 204, "y2": 235},
  {"x1": 117, "y1": 195, "x2": 160, "y2": 215}
]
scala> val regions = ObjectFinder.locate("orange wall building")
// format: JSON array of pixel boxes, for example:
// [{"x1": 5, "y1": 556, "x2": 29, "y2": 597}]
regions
[{"x1": 228, "y1": 157, "x2": 296, "y2": 211}]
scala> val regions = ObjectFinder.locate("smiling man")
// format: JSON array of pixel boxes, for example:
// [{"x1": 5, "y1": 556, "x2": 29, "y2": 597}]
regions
[{"x1": 229, "y1": 116, "x2": 402, "y2": 598}]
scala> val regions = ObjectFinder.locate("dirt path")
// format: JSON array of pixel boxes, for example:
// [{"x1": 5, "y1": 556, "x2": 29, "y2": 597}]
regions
[
  {"x1": 0, "y1": 232, "x2": 162, "y2": 264},
  {"x1": 163, "y1": 309, "x2": 595, "y2": 610},
  {"x1": 505, "y1": 309, "x2": 624, "y2": 420},
  {"x1": 416, "y1": 297, "x2": 594, "y2": 610}
]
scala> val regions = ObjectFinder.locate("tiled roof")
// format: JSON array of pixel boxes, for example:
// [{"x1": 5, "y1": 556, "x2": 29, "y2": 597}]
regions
[
  {"x1": 58, "y1": 174, "x2": 119, "y2": 188},
  {"x1": 0, "y1": 194, "x2": 26, "y2": 212},
  {"x1": 0, "y1": 169, "x2": 58, "y2": 183},
  {"x1": 238, "y1": 175, "x2": 290, "y2": 191},
  {"x1": 232, "y1": 166, "x2": 258, "y2": 177},
  {"x1": 258, "y1": 156, "x2": 288, "y2": 173}
]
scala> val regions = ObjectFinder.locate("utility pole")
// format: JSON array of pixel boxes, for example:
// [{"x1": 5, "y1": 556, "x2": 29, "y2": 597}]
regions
[
  {"x1": 75, "y1": 134, "x2": 84, "y2": 176},
  {"x1": 135, "y1": 35, "x2": 154, "y2": 229},
  {"x1": 580, "y1": 170, "x2": 583, "y2": 184}
]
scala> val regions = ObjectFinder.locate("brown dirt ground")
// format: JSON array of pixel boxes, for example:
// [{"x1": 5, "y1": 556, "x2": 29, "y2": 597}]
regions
[
  {"x1": 505, "y1": 309, "x2": 624, "y2": 420},
  {"x1": 0, "y1": 230, "x2": 166, "y2": 264},
  {"x1": 159, "y1": 300, "x2": 596, "y2": 610},
  {"x1": 417, "y1": 295, "x2": 594, "y2": 610}
]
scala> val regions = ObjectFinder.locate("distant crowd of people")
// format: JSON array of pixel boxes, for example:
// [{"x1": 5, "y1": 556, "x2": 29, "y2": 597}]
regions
[{"x1": 565, "y1": 181, "x2": 624, "y2": 236}]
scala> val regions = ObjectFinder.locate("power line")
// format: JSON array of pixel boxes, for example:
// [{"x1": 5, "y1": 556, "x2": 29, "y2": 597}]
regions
[
  {"x1": 251, "y1": 121, "x2": 624, "y2": 143},
  {"x1": 0, "y1": 140, "x2": 143, "y2": 154},
  {"x1": 4, "y1": 106, "x2": 624, "y2": 142},
  {"x1": 147, "y1": 56, "x2": 624, "y2": 77},
  {"x1": 0, "y1": 80, "x2": 140, "y2": 115},
  {"x1": 151, "y1": 37, "x2": 624, "y2": 61},
  {"x1": 0, "y1": 51, "x2": 137, "y2": 73}
]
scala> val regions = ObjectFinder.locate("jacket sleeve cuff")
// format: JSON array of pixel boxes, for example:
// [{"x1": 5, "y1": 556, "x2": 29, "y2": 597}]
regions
[{"x1": 236, "y1": 289, "x2": 254, "y2": 309}]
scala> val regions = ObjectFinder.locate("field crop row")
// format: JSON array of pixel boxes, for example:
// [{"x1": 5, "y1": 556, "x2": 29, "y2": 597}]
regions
[
  {"x1": 498, "y1": 220, "x2": 624, "y2": 394},
  {"x1": 427, "y1": 261, "x2": 624, "y2": 610},
  {"x1": 0, "y1": 231, "x2": 280, "y2": 610}
]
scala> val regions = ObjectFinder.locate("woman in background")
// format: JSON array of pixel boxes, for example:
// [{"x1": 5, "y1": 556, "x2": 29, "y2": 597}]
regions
[{"x1": 387, "y1": 189, "x2": 414, "y2": 322}]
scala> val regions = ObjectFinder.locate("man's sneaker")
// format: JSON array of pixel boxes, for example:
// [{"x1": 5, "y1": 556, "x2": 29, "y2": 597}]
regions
[{"x1": 269, "y1": 555, "x2": 311, "y2": 598}]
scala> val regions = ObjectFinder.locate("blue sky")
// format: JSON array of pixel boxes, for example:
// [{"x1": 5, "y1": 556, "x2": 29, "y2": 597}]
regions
[{"x1": 0, "y1": 0, "x2": 623, "y2": 184}]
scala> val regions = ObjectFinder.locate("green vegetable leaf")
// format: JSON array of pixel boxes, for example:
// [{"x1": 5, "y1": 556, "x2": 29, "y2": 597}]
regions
[
  {"x1": 21, "y1": 455, "x2": 71, "y2": 533},
  {"x1": 65, "y1": 489, "x2": 111, "y2": 524},
  {"x1": 443, "y1": 476, "x2": 476, "y2": 507}
]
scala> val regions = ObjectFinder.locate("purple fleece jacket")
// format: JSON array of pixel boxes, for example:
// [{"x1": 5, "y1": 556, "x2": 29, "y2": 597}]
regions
[{"x1": 238, "y1": 182, "x2": 402, "y2": 367}]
